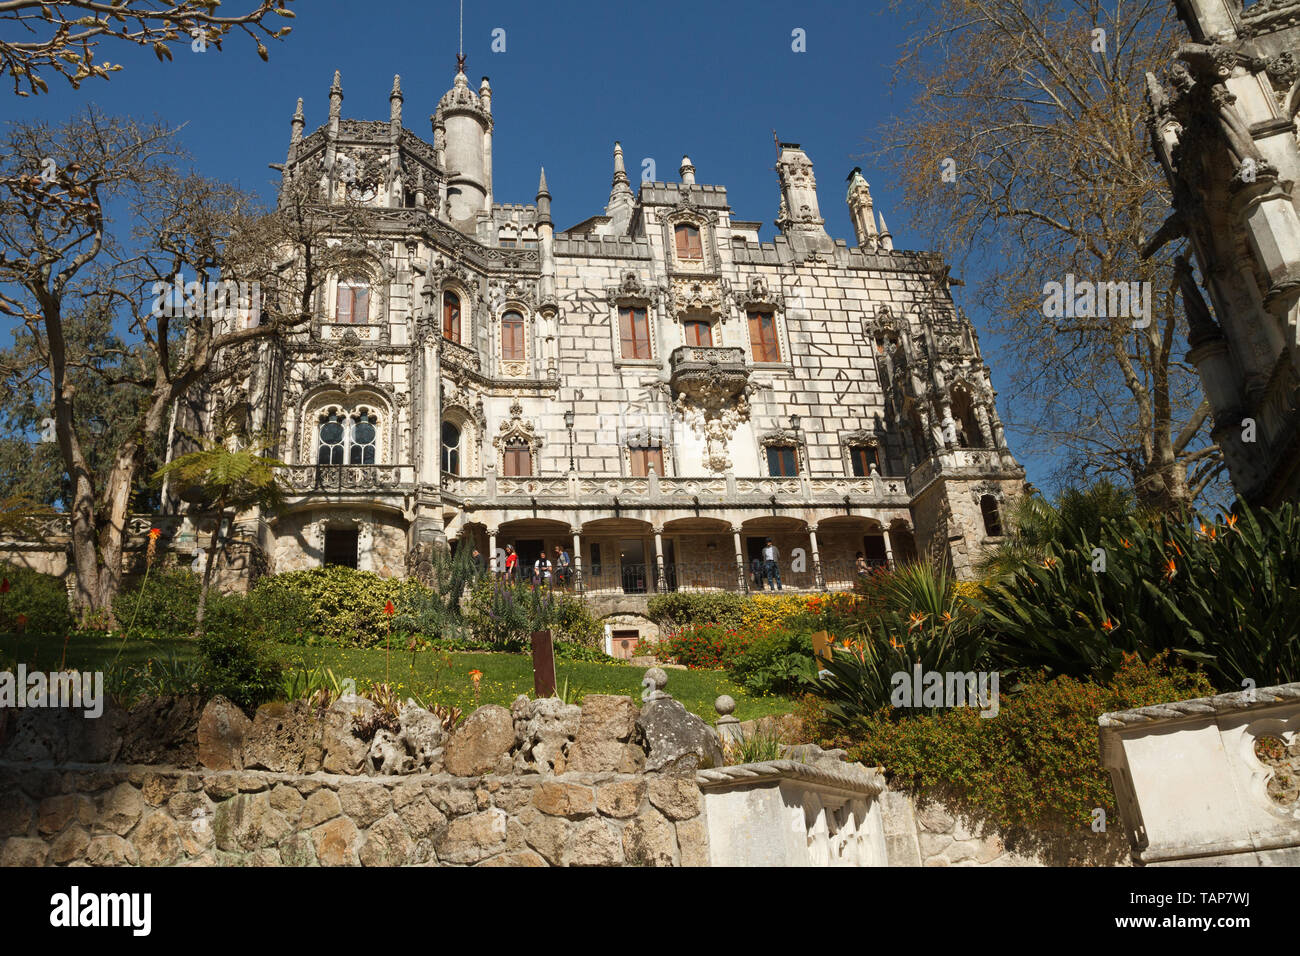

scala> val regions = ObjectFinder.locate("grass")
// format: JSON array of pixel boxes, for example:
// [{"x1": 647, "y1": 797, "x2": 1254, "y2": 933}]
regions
[{"x1": 0, "y1": 630, "x2": 797, "y2": 723}]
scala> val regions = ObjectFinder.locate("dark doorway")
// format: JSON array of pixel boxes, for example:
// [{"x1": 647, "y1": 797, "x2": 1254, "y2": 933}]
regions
[
  {"x1": 324, "y1": 528, "x2": 359, "y2": 569},
  {"x1": 514, "y1": 538, "x2": 544, "y2": 580},
  {"x1": 662, "y1": 539, "x2": 678, "y2": 592},
  {"x1": 619, "y1": 538, "x2": 647, "y2": 594},
  {"x1": 863, "y1": 534, "x2": 888, "y2": 564}
]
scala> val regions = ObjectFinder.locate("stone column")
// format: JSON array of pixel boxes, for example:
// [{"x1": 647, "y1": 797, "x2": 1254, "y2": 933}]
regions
[
  {"x1": 732, "y1": 526, "x2": 747, "y2": 592},
  {"x1": 808, "y1": 524, "x2": 824, "y2": 590},
  {"x1": 881, "y1": 526, "x2": 895, "y2": 569},
  {"x1": 653, "y1": 526, "x2": 666, "y2": 593},
  {"x1": 488, "y1": 527, "x2": 498, "y2": 575},
  {"x1": 572, "y1": 528, "x2": 583, "y2": 594}
]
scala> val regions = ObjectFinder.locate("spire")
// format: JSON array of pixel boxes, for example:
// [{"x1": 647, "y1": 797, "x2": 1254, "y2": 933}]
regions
[
  {"x1": 846, "y1": 167, "x2": 878, "y2": 250},
  {"x1": 607, "y1": 141, "x2": 634, "y2": 211},
  {"x1": 328, "y1": 69, "x2": 343, "y2": 122},
  {"x1": 389, "y1": 75, "x2": 403, "y2": 126},
  {"x1": 878, "y1": 213, "x2": 894, "y2": 251},
  {"x1": 290, "y1": 96, "x2": 304, "y2": 145},
  {"x1": 536, "y1": 166, "x2": 551, "y2": 225}
]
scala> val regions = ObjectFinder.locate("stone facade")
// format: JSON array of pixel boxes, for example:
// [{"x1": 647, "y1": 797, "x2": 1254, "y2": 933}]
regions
[
  {"x1": 1147, "y1": 0, "x2": 1300, "y2": 504},
  {"x1": 168, "y1": 59, "x2": 1024, "y2": 626}
]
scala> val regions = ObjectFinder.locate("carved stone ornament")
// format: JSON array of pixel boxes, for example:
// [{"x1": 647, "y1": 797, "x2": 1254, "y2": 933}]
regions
[
  {"x1": 669, "y1": 277, "x2": 725, "y2": 316},
  {"x1": 733, "y1": 275, "x2": 785, "y2": 312}
]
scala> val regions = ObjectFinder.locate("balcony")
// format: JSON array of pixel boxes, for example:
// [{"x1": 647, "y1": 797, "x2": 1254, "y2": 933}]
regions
[
  {"x1": 277, "y1": 464, "x2": 416, "y2": 494},
  {"x1": 668, "y1": 346, "x2": 749, "y2": 398}
]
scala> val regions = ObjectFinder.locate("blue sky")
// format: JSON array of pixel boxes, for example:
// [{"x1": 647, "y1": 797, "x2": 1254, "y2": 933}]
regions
[{"x1": 4, "y1": 0, "x2": 1049, "y2": 486}]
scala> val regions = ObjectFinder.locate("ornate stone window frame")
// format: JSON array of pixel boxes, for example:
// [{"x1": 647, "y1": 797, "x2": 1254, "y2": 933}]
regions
[
  {"x1": 607, "y1": 271, "x2": 661, "y2": 367},
  {"x1": 300, "y1": 386, "x2": 394, "y2": 467},
  {"x1": 493, "y1": 398, "x2": 543, "y2": 475},
  {"x1": 660, "y1": 200, "x2": 720, "y2": 275},
  {"x1": 622, "y1": 426, "x2": 672, "y2": 478},
  {"x1": 317, "y1": 251, "x2": 392, "y2": 343},
  {"x1": 495, "y1": 300, "x2": 533, "y2": 379},
  {"x1": 840, "y1": 429, "x2": 884, "y2": 476},
  {"x1": 441, "y1": 404, "x2": 479, "y2": 477},
  {"x1": 313, "y1": 511, "x2": 377, "y2": 573},
  {"x1": 734, "y1": 275, "x2": 790, "y2": 367},
  {"x1": 758, "y1": 426, "x2": 806, "y2": 477},
  {"x1": 440, "y1": 283, "x2": 472, "y2": 346}
]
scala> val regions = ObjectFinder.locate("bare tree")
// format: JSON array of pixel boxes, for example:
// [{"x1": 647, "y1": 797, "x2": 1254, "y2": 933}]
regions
[
  {"x1": 1, "y1": 0, "x2": 294, "y2": 96},
  {"x1": 0, "y1": 107, "x2": 367, "y2": 621},
  {"x1": 881, "y1": 0, "x2": 1226, "y2": 511}
]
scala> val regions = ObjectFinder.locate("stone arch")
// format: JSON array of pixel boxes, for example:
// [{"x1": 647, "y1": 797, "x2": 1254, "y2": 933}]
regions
[{"x1": 300, "y1": 386, "x2": 394, "y2": 466}]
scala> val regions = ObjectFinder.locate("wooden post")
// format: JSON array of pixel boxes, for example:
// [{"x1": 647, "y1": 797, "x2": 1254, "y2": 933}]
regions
[
  {"x1": 531, "y1": 628, "x2": 557, "y2": 698},
  {"x1": 811, "y1": 630, "x2": 833, "y2": 667}
]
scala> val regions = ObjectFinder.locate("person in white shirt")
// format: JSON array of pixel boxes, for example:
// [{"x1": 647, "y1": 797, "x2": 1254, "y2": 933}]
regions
[
  {"x1": 534, "y1": 553, "x2": 552, "y2": 588},
  {"x1": 762, "y1": 538, "x2": 782, "y2": 590}
]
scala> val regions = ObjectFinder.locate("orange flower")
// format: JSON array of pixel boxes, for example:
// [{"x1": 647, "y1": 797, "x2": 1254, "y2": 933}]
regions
[
  {"x1": 890, "y1": 635, "x2": 904, "y2": 650},
  {"x1": 384, "y1": 600, "x2": 395, "y2": 615},
  {"x1": 1041, "y1": 556, "x2": 1058, "y2": 569},
  {"x1": 907, "y1": 612, "x2": 928, "y2": 632},
  {"x1": 1120, "y1": 538, "x2": 1131, "y2": 549},
  {"x1": 1163, "y1": 559, "x2": 1177, "y2": 582},
  {"x1": 1101, "y1": 619, "x2": 1115, "y2": 632},
  {"x1": 1165, "y1": 539, "x2": 1183, "y2": 556},
  {"x1": 1225, "y1": 514, "x2": 1239, "y2": 530},
  {"x1": 148, "y1": 527, "x2": 161, "y2": 540},
  {"x1": 468, "y1": 669, "x2": 483, "y2": 681}
]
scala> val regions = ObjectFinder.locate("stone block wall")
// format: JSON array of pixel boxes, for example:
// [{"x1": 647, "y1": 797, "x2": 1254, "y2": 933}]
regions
[{"x1": 0, "y1": 763, "x2": 707, "y2": 867}]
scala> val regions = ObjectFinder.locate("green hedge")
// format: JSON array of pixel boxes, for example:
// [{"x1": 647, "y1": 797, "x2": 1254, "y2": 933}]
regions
[
  {"x1": 0, "y1": 563, "x2": 73, "y2": 637},
  {"x1": 646, "y1": 592, "x2": 749, "y2": 630},
  {"x1": 251, "y1": 566, "x2": 430, "y2": 648},
  {"x1": 113, "y1": 569, "x2": 200, "y2": 635}
]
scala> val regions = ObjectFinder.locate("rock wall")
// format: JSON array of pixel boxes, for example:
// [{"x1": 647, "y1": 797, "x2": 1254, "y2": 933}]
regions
[{"x1": 0, "y1": 763, "x2": 707, "y2": 867}]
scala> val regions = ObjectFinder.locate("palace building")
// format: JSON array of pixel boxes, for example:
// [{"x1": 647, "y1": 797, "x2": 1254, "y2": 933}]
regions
[{"x1": 185, "y1": 61, "x2": 1025, "y2": 638}]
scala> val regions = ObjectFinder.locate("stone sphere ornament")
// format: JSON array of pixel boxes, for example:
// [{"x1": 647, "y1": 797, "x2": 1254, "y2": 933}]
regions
[{"x1": 714, "y1": 694, "x2": 736, "y2": 717}]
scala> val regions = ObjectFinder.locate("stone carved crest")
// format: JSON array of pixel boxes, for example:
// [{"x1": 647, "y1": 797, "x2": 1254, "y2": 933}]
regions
[
  {"x1": 493, "y1": 397, "x2": 543, "y2": 453},
  {"x1": 669, "y1": 277, "x2": 725, "y2": 317},
  {"x1": 733, "y1": 275, "x2": 785, "y2": 312}
]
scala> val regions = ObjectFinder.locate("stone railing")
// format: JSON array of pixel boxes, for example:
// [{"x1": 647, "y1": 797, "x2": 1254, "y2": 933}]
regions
[
  {"x1": 277, "y1": 464, "x2": 416, "y2": 494},
  {"x1": 443, "y1": 472, "x2": 910, "y2": 508},
  {"x1": 668, "y1": 346, "x2": 749, "y2": 395}
]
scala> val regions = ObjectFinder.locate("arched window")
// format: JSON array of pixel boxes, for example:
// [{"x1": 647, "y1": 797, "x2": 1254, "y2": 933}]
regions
[
  {"x1": 316, "y1": 406, "x2": 378, "y2": 465},
  {"x1": 443, "y1": 291, "x2": 461, "y2": 343},
  {"x1": 980, "y1": 495, "x2": 1003, "y2": 537},
  {"x1": 674, "y1": 224, "x2": 703, "y2": 260},
  {"x1": 849, "y1": 444, "x2": 881, "y2": 476},
  {"x1": 502, "y1": 437, "x2": 532, "y2": 477},
  {"x1": 498, "y1": 229, "x2": 518, "y2": 248},
  {"x1": 951, "y1": 387, "x2": 984, "y2": 448},
  {"x1": 501, "y1": 311, "x2": 525, "y2": 361},
  {"x1": 683, "y1": 316, "x2": 713, "y2": 347},
  {"x1": 336, "y1": 279, "x2": 370, "y2": 324},
  {"x1": 441, "y1": 421, "x2": 461, "y2": 474}
]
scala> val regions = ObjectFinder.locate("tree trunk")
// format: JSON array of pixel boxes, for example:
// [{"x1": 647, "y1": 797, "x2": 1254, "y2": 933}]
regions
[{"x1": 194, "y1": 508, "x2": 226, "y2": 634}]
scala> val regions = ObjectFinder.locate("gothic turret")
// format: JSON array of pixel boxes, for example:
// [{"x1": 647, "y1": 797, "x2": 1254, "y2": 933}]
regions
[
  {"x1": 434, "y1": 60, "x2": 493, "y2": 229},
  {"x1": 605, "y1": 141, "x2": 635, "y2": 234},
  {"x1": 846, "y1": 167, "x2": 878, "y2": 250},
  {"x1": 774, "y1": 142, "x2": 833, "y2": 254}
]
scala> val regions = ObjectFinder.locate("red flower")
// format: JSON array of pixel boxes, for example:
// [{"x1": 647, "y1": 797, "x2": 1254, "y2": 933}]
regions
[
  {"x1": 384, "y1": 600, "x2": 395, "y2": 615},
  {"x1": 148, "y1": 527, "x2": 161, "y2": 541}
]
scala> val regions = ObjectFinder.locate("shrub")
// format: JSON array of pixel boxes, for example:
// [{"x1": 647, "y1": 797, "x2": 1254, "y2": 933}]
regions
[
  {"x1": 113, "y1": 569, "x2": 200, "y2": 635},
  {"x1": 727, "y1": 626, "x2": 817, "y2": 695},
  {"x1": 812, "y1": 654, "x2": 1213, "y2": 837},
  {"x1": 976, "y1": 500, "x2": 1300, "y2": 690},
  {"x1": 0, "y1": 563, "x2": 74, "y2": 637},
  {"x1": 646, "y1": 592, "x2": 749, "y2": 630},
  {"x1": 655, "y1": 622, "x2": 757, "y2": 670},
  {"x1": 251, "y1": 566, "x2": 430, "y2": 648},
  {"x1": 196, "y1": 627, "x2": 284, "y2": 713},
  {"x1": 205, "y1": 587, "x2": 317, "y2": 646}
]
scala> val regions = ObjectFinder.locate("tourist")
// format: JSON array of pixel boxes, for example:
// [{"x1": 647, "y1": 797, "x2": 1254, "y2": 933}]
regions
[
  {"x1": 855, "y1": 551, "x2": 868, "y2": 577},
  {"x1": 750, "y1": 555, "x2": 763, "y2": 588},
  {"x1": 534, "y1": 552, "x2": 553, "y2": 588},
  {"x1": 554, "y1": 544, "x2": 572, "y2": 589},
  {"x1": 762, "y1": 538, "x2": 782, "y2": 590},
  {"x1": 471, "y1": 548, "x2": 486, "y2": 577},
  {"x1": 504, "y1": 544, "x2": 518, "y2": 581}
]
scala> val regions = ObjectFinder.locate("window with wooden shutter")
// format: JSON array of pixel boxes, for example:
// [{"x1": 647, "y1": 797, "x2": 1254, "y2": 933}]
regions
[
  {"x1": 849, "y1": 445, "x2": 880, "y2": 476},
  {"x1": 629, "y1": 446, "x2": 664, "y2": 477},
  {"x1": 336, "y1": 282, "x2": 369, "y2": 324},
  {"x1": 503, "y1": 439, "x2": 532, "y2": 477},
  {"x1": 684, "y1": 318, "x2": 712, "y2": 347},
  {"x1": 501, "y1": 311, "x2": 525, "y2": 361},
  {"x1": 618, "y1": 306, "x2": 651, "y2": 359},
  {"x1": 748, "y1": 311, "x2": 781, "y2": 363},
  {"x1": 443, "y1": 292, "x2": 460, "y2": 343},
  {"x1": 674, "y1": 224, "x2": 703, "y2": 260}
]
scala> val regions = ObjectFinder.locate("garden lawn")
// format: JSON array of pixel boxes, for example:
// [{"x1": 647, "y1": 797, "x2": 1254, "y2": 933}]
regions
[{"x1": 0, "y1": 631, "x2": 796, "y2": 723}]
